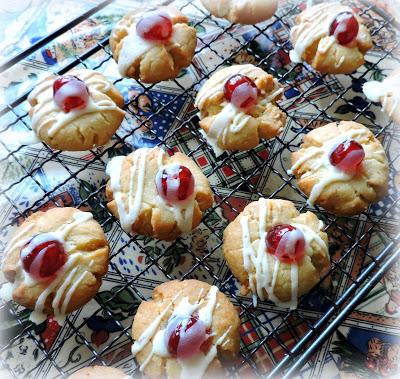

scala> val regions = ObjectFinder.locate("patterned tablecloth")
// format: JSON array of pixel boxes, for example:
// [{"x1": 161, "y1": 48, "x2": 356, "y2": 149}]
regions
[{"x1": 0, "y1": 0, "x2": 399, "y2": 378}]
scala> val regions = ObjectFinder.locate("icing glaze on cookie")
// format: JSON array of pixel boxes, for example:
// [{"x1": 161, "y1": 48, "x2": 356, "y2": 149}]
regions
[
  {"x1": 28, "y1": 70, "x2": 124, "y2": 140},
  {"x1": 2, "y1": 211, "x2": 94, "y2": 324},
  {"x1": 131, "y1": 286, "x2": 230, "y2": 378},
  {"x1": 106, "y1": 148, "x2": 198, "y2": 234},
  {"x1": 288, "y1": 128, "x2": 368, "y2": 206},
  {"x1": 363, "y1": 71, "x2": 400, "y2": 119},
  {"x1": 240, "y1": 198, "x2": 328, "y2": 308},
  {"x1": 289, "y1": 3, "x2": 359, "y2": 63}
]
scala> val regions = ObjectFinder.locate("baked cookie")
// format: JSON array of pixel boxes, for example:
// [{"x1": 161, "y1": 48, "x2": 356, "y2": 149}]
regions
[
  {"x1": 195, "y1": 64, "x2": 286, "y2": 155},
  {"x1": 289, "y1": 121, "x2": 389, "y2": 215},
  {"x1": 200, "y1": 0, "x2": 277, "y2": 24},
  {"x1": 28, "y1": 69, "x2": 125, "y2": 151},
  {"x1": 1, "y1": 207, "x2": 109, "y2": 324},
  {"x1": 69, "y1": 366, "x2": 127, "y2": 379},
  {"x1": 110, "y1": 7, "x2": 196, "y2": 83},
  {"x1": 223, "y1": 199, "x2": 329, "y2": 308},
  {"x1": 131, "y1": 279, "x2": 240, "y2": 378},
  {"x1": 363, "y1": 68, "x2": 400, "y2": 125},
  {"x1": 289, "y1": 3, "x2": 373, "y2": 74},
  {"x1": 106, "y1": 147, "x2": 213, "y2": 241}
]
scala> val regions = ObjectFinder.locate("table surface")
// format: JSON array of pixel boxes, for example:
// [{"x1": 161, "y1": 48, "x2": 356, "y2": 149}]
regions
[{"x1": 0, "y1": 0, "x2": 399, "y2": 378}]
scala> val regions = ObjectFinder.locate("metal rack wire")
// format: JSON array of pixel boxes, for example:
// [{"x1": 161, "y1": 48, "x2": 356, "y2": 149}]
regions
[{"x1": 0, "y1": 0, "x2": 399, "y2": 377}]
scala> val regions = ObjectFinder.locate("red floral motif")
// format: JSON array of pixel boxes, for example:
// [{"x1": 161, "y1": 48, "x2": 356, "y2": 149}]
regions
[{"x1": 40, "y1": 316, "x2": 61, "y2": 350}]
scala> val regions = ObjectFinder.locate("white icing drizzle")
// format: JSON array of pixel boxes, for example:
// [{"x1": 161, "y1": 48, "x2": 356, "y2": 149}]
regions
[
  {"x1": 288, "y1": 128, "x2": 368, "y2": 206},
  {"x1": 28, "y1": 70, "x2": 124, "y2": 139},
  {"x1": 289, "y1": 3, "x2": 358, "y2": 63},
  {"x1": 1, "y1": 211, "x2": 95, "y2": 324},
  {"x1": 106, "y1": 147, "x2": 198, "y2": 235},
  {"x1": 239, "y1": 199, "x2": 329, "y2": 308},
  {"x1": 363, "y1": 71, "x2": 400, "y2": 119},
  {"x1": 132, "y1": 286, "x2": 228, "y2": 378}
]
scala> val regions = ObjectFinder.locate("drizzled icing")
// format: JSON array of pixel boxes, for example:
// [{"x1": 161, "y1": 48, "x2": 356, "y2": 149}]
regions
[
  {"x1": 106, "y1": 148, "x2": 197, "y2": 235},
  {"x1": 131, "y1": 286, "x2": 229, "y2": 378},
  {"x1": 288, "y1": 128, "x2": 368, "y2": 206},
  {"x1": 195, "y1": 65, "x2": 283, "y2": 155},
  {"x1": 289, "y1": 3, "x2": 358, "y2": 63},
  {"x1": 28, "y1": 70, "x2": 124, "y2": 140},
  {"x1": 363, "y1": 71, "x2": 400, "y2": 120},
  {"x1": 1, "y1": 211, "x2": 94, "y2": 324},
  {"x1": 240, "y1": 198, "x2": 328, "y2": 308}
]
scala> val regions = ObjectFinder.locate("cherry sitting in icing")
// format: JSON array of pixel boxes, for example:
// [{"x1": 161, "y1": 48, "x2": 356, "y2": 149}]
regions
[
  {"x1": 223, "y1": 74, "x2": 259, "y2": 110},
  {"x1": 266, "y1": 224, "x2": 306, "y2": 264},
  {"x1": 165, "y1": 314, "x2": 209, "y2": 359},
  {"x1": 20, "y1": 234, "x2": 67, "y2": 281},
  {"x1": 53, "y1": 75, "x2": 89, "y2": 113},
  {"x1": 136, "y1": 12, "x2": 173, "y2": 42},
  {"x1": 329, "y1": 11, "x2": 359, "y2": 45},
  {"x1": 329, "y1": 139, "x2": 365, "y2": 173},
  {"x1": 156, "y1": 164, "x2": 195, "y2": 203}
]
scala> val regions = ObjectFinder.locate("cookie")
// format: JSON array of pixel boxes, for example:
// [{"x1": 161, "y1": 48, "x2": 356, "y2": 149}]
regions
[
  {"x1": 69, "y1": 366, "x2": 127, "y2": 379},
  {"x1": 289, "y1": 121, "x2": 389, "y2": 215},
  {"x1": 110, "y1": 7, "x2": 196, "y2": 83},
  {"x1": 223, "y1": 199, "x2": 330, "y2": 308},
  {"x1": 200, "y1": 0, "x2": 278, "y2": 24},
  {"x1": 289, "y1": 3, "x2": 373, "y2": 74},
  {"x1": 363, "y1": 68, "x2": 400, "y2": 125},
  {"x1": 106, "y1": 147, "x2": 213, "y2": 241},
  {"x1": 1, "y1": 207, "x2": 109, "y2": 324},
  {"x1": 28, "y1": 69, "x2": 125, "y2": 151},
  {"x1": 195, "y1": 64, "x2": 286, "y2": 155},
  {"x1": 131, "y1": 279, "x2": 240, "y2": 378}
]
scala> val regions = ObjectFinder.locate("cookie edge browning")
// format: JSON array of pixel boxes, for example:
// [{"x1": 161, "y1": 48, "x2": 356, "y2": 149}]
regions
[
  {"x1": 2, "y1": 207, "x2": 109, "y2": 315},
  {"x1": 106, "y1": 148, "x2": 213, "y2": 241},
  {"x1": 131, "y1": 279, "x2": 240, "y2": 378},
  {"x1": 223, "y1": 199, "x2": 330, "y2": 302},
  {"x1": 291, "y1": 121, "x2": 389, "y2": 215}
]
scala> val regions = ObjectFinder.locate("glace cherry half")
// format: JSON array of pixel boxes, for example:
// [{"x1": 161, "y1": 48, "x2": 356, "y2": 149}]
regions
[
  {"x1": 136, "y1": 11, "x2": 173, "y2": 42},
  {"x1": 329, "y1": 139, "x2": 365, "y2": 173},
  {"x1": 266, "y1": 224, "x2": 306, "y2": 264},
  {"x1": 165, "y1": 314, "x2": 209, "y2": 359},
  {"x1": 20, "y1": 233, "x2": 67, "y2": 281},
  {"x1": 223, "y1": 74, "x2": 259, "y2": 110},
  {"x1": 53, "y1": 75, "x2": 89, "y2": 113},
  {"x1": 155, "y1": 164, "x2": 195, "y2": 203},
  {"x1": 329, "y1": 11, "x2": 359, "y2": 45}
]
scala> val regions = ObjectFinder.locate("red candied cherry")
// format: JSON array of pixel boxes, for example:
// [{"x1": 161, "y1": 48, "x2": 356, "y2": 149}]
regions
[
  {"x1": 165, "y1": 314, "x2": 208, "y2": 359},
  {"x1": 329, "y1": 139, "x2": 365, "y2": 173},
  {"x1": 223, "y1": 74, "x2": 259, "y2": 110},
  {"x1": 155, "y1": 164, "x2": 195, "y2": 203},
  {"x1": 136, "y1": 11, "x2": 173, "y2": 42},
  {"x1": 20, "y1": 233, "x2": 67, "y2": 281},
  {"x1": 266, "y1": 224, "x2": 306, "y2": 264},
  {"x1": 53, "y1": 75, "x2": 89, "y2": 113},
  {"x1": 329, "y1": 11, "x2": 359, "y2": 45}
]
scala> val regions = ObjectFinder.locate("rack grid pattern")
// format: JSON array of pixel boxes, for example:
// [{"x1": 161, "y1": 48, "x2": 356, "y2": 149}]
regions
[{"x1": 0, "y1": 0, "x2": 399, "y2": 378}]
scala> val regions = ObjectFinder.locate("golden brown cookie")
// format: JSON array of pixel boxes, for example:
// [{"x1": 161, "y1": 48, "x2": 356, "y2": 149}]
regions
[
  {"x1": 131, "y1": 279, "x2": 240, "y2": 379},
  {"x1": 200, "y1": 0, "x2": 278, "y2": 24},
  {"x1": 69, "y1": 366, "x2": 127, "y2": 379},
  {"x1": 110, "y1": 6, "x2": 196, "y2": 83},
  {"x1": 1, "y1": 207, "x2": 109, "y2": 324},
  {"x1": 289, "y1": 3, "x2": 373, "y2": 74},
  {"x1": 363, "y1": 68, "x2": 400, "y2": 125},
  {"x1": 195, "y1": 64, "x2": 286, "y2": 154},
  {"x1": 28, "y1": 69, "x2": 125, "y2": 151},
  {"x1": 289, "y1": 121, "x2": 389, "y2": 215},
  {"x1": 223, "y1": 199, "x2": 330, "y2": 307},
  {"x1": 105, "y1": 147, "x2": 213, "y2": 241}
]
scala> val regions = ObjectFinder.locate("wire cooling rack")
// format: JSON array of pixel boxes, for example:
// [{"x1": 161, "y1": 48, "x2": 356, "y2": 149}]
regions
[{"x1": 0, "y1": 0, "x2": 399, "y2": 377}]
